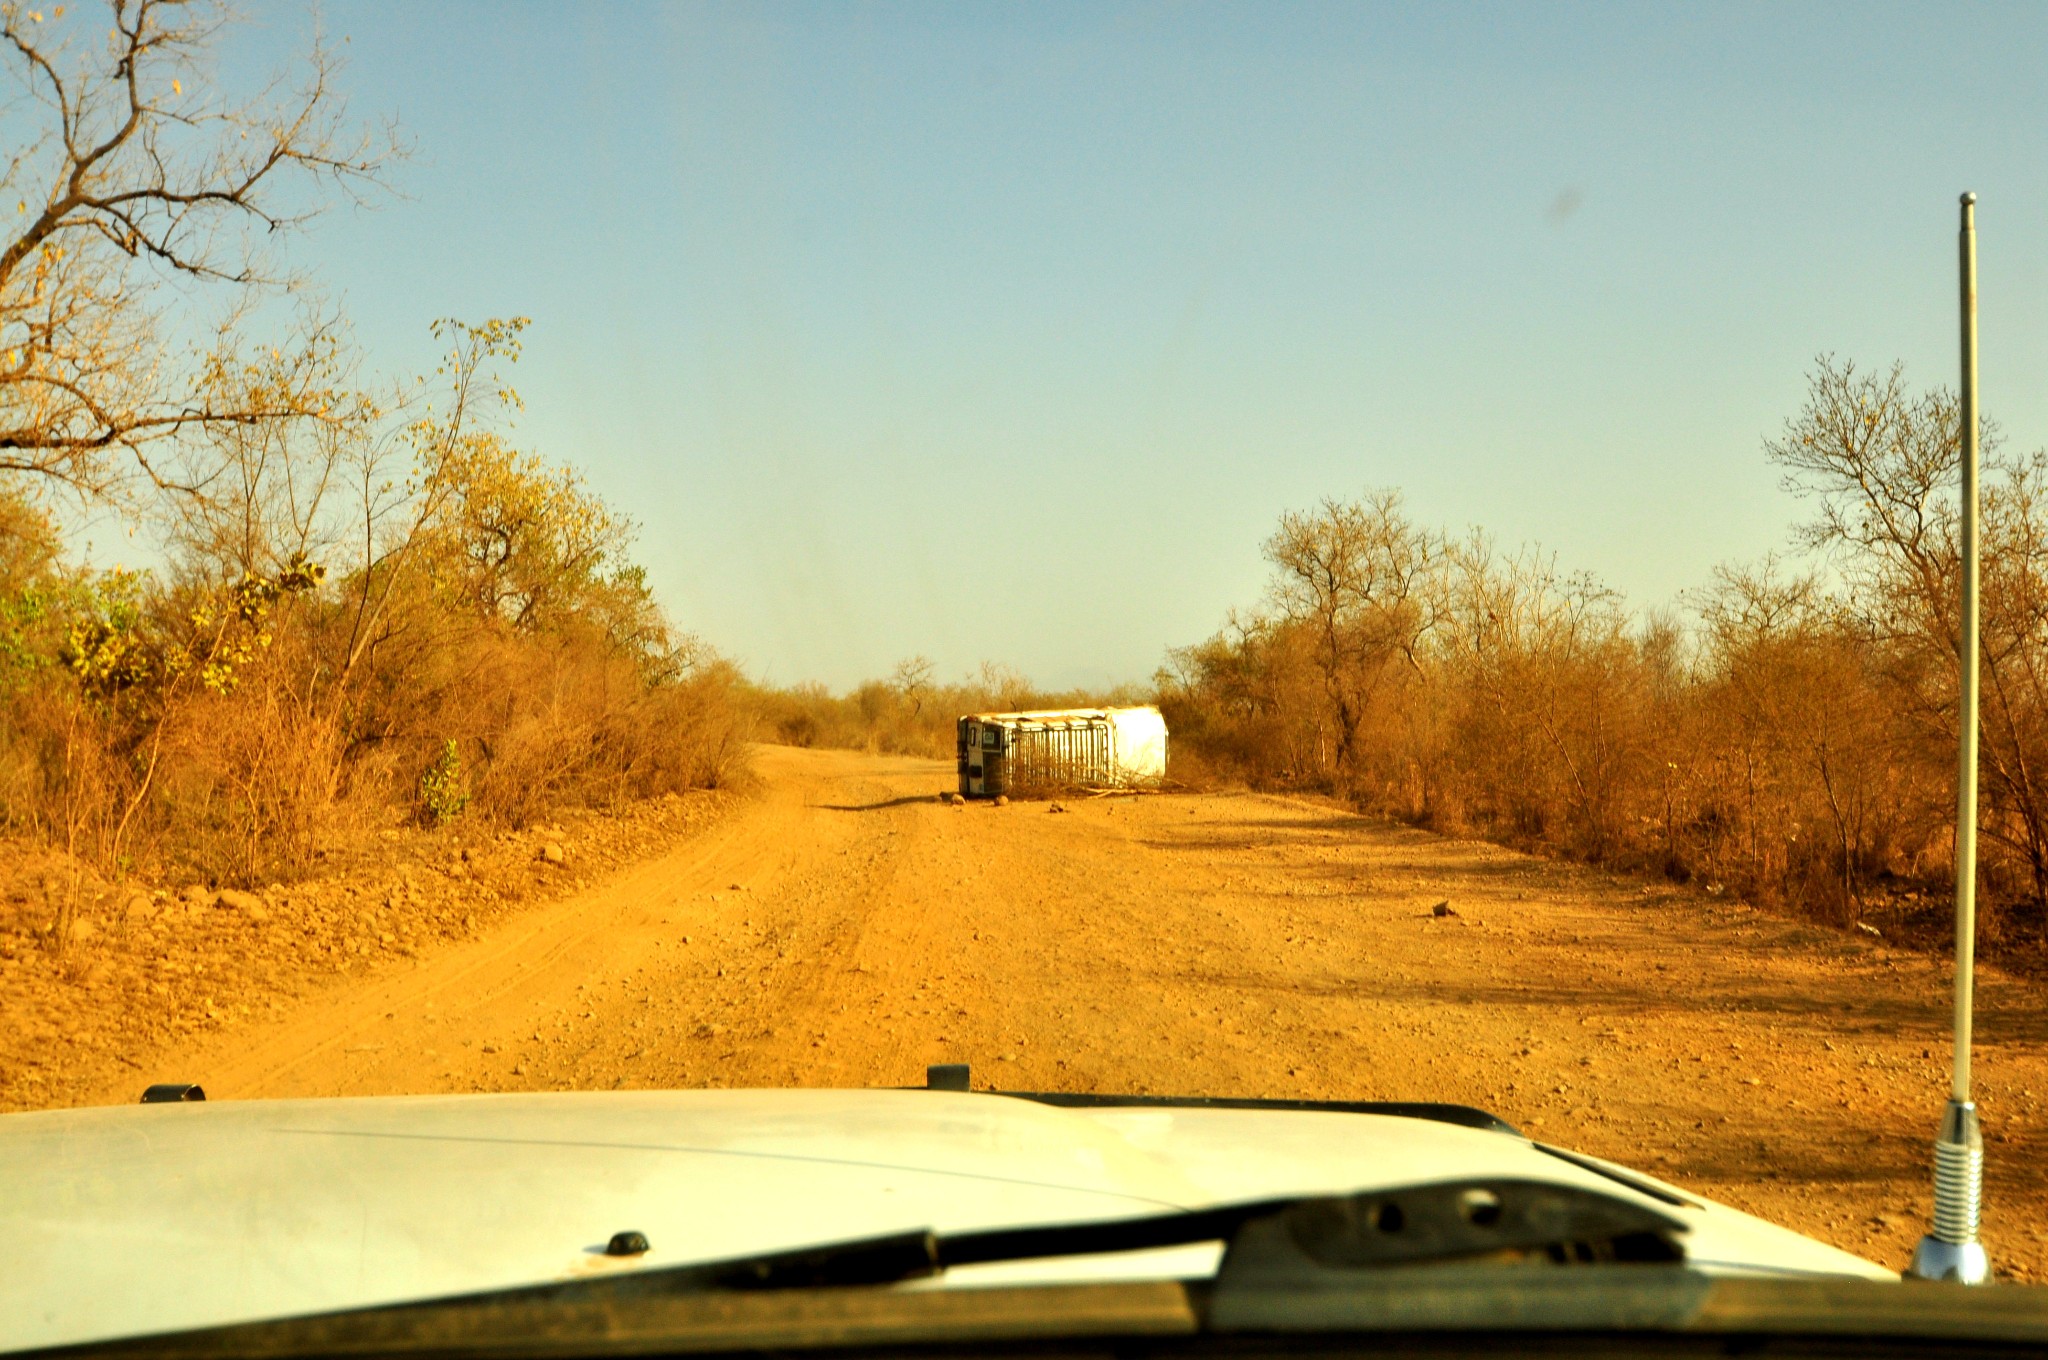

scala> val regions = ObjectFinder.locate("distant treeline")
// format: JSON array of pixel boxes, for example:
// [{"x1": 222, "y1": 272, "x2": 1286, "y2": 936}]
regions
[
  {"x1": 743, "y1": 660, "x2": 1144, "y2": 762},
  {"x1": 1162, "y1": 359, "x2": 2045, "y2": 951}
]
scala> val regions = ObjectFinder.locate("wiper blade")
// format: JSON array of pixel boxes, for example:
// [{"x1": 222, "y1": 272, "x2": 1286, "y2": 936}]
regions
[
  {"x1": 993, "y1": 1089, "x2": 1522, "y2": 1136},
  {"x1": 698, "y1": 1175, "x2": 1684, "y2": 1290},
  {"x1": 661, "y1": 1197, "x2": 1283, "y2": 1292},
  {"x1": 1216, "y1": 1178, "x2": 1683, "y2": 1281},
  {"x1": 946, "y1": 1177, "x2": 1683, "y2": 1279}
]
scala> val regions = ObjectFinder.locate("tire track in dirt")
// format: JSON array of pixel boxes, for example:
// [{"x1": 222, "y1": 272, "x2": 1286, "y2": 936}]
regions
[{"x1": 103, "y1": 745, "x2": 2048, "y2": 1281}]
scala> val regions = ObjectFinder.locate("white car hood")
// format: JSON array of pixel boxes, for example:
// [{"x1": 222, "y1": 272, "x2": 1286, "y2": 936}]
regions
[{"x1": 0, "y1": 1088, "x2": 1895, "y2": 1351}]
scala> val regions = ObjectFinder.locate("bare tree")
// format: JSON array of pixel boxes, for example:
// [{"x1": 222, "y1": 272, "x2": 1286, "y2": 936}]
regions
[
  {"x1": 975, "y1": 660, "x2": 1031, "y2": 711},
  {"x1": 0, "y1": 0, "x2": 398, "y2": 496},
  {"x1": 1431, "y1": 534, "x2": 1638, "y2": 843},
  {"x1": 1769, "y1": 356, "x2": 2048, "y2": 933},
  {"x1": 1694, "y1": 559, "x2": 1900, "y2": 918},
  {"x1": 1263, "y1": 489, "x2": 1435, "y2": 789},
  {"x1": 155, "y1": 330, "x2": 376, "y2": 580},
  {"x1": 890, "y1": 654, "x2": 934, "y2": 717}
]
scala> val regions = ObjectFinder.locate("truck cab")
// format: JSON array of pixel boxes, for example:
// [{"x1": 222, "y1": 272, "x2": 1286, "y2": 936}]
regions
[{"x1": 957, "y1": 717, "x2": 1007, "y2": 797}]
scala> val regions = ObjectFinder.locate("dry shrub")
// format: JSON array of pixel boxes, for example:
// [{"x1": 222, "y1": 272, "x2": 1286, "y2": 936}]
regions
[
  {"x1": 0, "y1": 316, "x2": 751, "y2": 884},
  {"x1": 451, "y1": 635, "x2": 749, "y2": 825},
  {"x1": 0, "y1": 684, "x2": 132, "y2": 863},
  {"x1": 1165, "y1": 354, "x2": 2048, "y2": 960},
  {"x1": 1160, "y1": 742, "x2": 1228, "y2": 793},
  {"x1": 0, "y1": 578, "x2": 750, "y2": 885},
  {"x1": 148, "y1": 680, "x2": 343, "y2": 885},
  {"x1": 614, "y1": 662, "x2": 753, "y2": 794},
  {"x1": 1167, "y1": 518, "x2": 1929, "y2": 925}
]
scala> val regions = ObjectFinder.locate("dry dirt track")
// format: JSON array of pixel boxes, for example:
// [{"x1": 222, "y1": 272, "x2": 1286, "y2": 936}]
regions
[{"x1": 98, "y1": 745, "x2": 2048, "y2": 1281}]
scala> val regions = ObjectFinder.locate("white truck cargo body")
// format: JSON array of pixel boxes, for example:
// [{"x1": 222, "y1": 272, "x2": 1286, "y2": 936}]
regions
[{"x1": 956, "y1": 706, "x2": 1168, "y2": 798}]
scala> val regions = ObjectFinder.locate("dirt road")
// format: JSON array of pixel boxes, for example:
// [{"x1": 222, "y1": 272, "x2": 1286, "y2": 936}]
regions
[{"x1": 98, "y1": 746, "x2": 2048, "y2": 1280}]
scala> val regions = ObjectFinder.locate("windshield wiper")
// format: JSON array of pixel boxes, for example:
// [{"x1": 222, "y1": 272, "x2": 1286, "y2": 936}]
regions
[
  {"x1": 529, "y1": 1176, "x2": 1685, "y2": 1294},
  {"x1": 947, "y1": 1176, "x2": 1682, "y2": 1283},
  {"x1": 56, "y1": 1180, "x2": 1684, "y2": 1359}
]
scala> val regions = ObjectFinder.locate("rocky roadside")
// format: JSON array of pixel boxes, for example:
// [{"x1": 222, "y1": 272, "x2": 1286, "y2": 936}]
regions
[{"x1": 0, "y1": 787, "x2": 744, "y2": 1113}]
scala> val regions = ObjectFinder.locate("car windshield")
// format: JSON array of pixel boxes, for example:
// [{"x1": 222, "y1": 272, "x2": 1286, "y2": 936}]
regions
[{"x1": 3, "y1": 2, "x2": 2047, "y2": 1355}]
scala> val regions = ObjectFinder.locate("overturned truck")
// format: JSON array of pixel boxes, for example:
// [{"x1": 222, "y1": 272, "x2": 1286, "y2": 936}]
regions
[{"x1": 956, "y1": 706, "x2": 1168, "y2": 799}]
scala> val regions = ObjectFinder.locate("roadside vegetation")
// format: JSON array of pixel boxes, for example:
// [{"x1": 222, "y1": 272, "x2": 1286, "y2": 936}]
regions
[
  {"x1": 0, "y1": 2, "x2": 745, "y2": 896},
  {"x1": 743, "y1": 355, "x2": 2046, "y2": 962},
  {"x1": 1164, "y1": 358, "x2": 2048, "y2": 957},
  {"x1": 7, "y1": 7, "x2": 2014, "y2": 971}
]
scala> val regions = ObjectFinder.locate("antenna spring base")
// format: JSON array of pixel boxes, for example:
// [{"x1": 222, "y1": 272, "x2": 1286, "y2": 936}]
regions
[{"x1": 1907, "y1": 1100, "x2": 1991, "y2": 1284}]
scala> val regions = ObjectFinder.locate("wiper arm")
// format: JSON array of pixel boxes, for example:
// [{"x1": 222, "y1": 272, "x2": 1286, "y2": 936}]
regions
[{"x1": 695, "y1": 1202, "x2": 1259, "y2": 1292}]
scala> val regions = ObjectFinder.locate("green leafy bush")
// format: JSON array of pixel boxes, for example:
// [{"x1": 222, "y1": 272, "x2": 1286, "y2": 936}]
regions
[{"x1": 418, "y1": 740, "x2": 470, "y2": 826}]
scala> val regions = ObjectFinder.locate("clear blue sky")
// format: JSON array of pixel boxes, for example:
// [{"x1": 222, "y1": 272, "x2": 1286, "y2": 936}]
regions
[{"x1": 229, "y1": 2, "x2": 2048, "y2": 689}]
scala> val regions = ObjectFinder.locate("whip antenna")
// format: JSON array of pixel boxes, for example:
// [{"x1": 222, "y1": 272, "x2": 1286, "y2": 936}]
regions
[{"x1": 1907, "y1": 191, "x2": 1992, "y2": 1286}]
